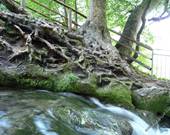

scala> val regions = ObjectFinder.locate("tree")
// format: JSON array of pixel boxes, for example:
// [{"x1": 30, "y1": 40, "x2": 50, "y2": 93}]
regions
[
  {"x1": 88, "y1": 0, "x2": 109, "y2": 42},
  {"x1": 80, "y1": 0, "x2": 122, "y2": 60},
  {"x1": 0, "y1": 0, "x2": 133, "y2": 93},
  {"x1": 1, "y1": 0, "x2": 169, "y2": 66},
  {"x1": 116, "y1": 0, "x2": 166, "y2": 63},
  {"x1": 78, "y1": 0, "x2": 132, "y2": 74},
  {"x1": 149, "y1": 0, "x2": 170, "y2": 21}
]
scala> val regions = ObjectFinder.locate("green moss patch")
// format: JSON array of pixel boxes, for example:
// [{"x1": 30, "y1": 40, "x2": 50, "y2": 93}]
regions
[
  {"x1": 0, "y1": 66, "x2": 134, "y2": 107},
  {"x1": 55, "y1": 73, "x2": 96, "y2": 95},
  {"x1": 133, "y1": 93, "x2": 170, "y2": 116},
  {"x1": 0, "y1": 68, "x2": 96, "y2": 95},
  {"x1": 96, "y1": 80, "x2": 133, "y2": 108}
]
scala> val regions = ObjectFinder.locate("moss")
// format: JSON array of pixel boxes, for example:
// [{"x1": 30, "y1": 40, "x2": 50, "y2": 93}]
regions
[
  {"x1": 56, "y1": 73, "x2": 79, "y2": 91},
  {"x1": 0, "y1": 67, "x2": 133, "y2": 107},
  {"x1": 0, "y1": 71, "x2": 18, "y2": 87},
  {"x1": 0, "y1": 69, "x2": 96, "y2": 95},
  {"x1": 55, "y1": 73, "x2": 96, "y2": 95},
  {"x1": 0, "y1": 64, "x2": 51, "y2": 88},
  {"x1": 96, "y1": 80, "x2": 133, "y2": 108},
  {"x1": 133, "y1": 94, "x2": 170, "y2": 116},
  {"x1": 16, "y1": 77, "x2": 54, "y2": 90}
]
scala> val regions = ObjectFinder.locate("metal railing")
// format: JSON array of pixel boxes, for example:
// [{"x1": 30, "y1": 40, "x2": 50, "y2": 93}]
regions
[
  {"x1": 109, "y1": 29, "x2": 153, "y2": 71},
  {"x1": 152, "y1": 49, "x2": 170, "y2": 79},
  {"x1": 14, "y1": 0, "x2": 153, "y2": 74}
]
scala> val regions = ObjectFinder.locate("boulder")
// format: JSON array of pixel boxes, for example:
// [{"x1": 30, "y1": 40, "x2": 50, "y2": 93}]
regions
[{"x1": 132, "y1": 86, "x2": 170, "y2": 116}]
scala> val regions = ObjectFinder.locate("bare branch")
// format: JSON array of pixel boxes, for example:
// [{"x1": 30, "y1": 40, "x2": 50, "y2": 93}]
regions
[
  {"x1": 148, "y1": 12, "x2": 170, "y2": 22},
  {"x1": 148, "y1": 0, "x2": 170, "y2": 22}
]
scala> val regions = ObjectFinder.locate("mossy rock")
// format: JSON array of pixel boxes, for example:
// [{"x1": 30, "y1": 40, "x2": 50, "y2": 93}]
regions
[
  {"x1": 0, "y1": 70, "x2": 18, "y2": 87},
  {"x1": 132, "y1": 87, "x2": 170, "y2": 116},
  {"x1": 0, "y1": 65, "x2": 133, "y2": 107},
  {"x1": 55, "y1": 73, "x2": 96, "y2": 95},
  {"x1": 96, "y1": 80, "x2": 133, "y2": 108},
  {"x1": 0, "y1": 67, "x2": 96, "y2": 95},
  {"x1": 0, "y1": 65, "x2": 51, "y2": 90}
]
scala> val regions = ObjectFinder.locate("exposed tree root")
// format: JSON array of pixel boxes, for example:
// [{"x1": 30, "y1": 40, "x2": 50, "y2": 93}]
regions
[{"x1": 0, "y1": 11, "x2": 160, "y2": 88}]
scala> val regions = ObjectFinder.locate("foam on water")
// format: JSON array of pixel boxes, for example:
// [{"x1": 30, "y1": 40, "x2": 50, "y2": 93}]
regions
[{"x1": 90, "y1": 98, "x2": 170, "y2": 135}]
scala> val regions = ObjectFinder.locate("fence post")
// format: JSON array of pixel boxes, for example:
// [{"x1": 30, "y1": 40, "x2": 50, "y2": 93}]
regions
[
  {"x1": 68, "y1": 9, "x2": 72, "y2": 31},
  {"x1": 20, "y1": 0, "x2": 26, "y2": 9},
  {"x1": 151, "y1": 50, "x2": 154, "y2": 76}
]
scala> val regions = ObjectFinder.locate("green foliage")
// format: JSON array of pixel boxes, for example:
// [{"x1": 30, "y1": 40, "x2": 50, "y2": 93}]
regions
[
  {"x1": 106, "y1": 0, "x2": 142, "y2": 30},
  {"x1": 12, "y1": 0, "x2": 140, "y2": 30},
  {"x1": 0, "y1": 4, "x2": 7, "y2": 11},
  {"x1": 15, "y1": 0, "x2": 62, "y2": 21}
]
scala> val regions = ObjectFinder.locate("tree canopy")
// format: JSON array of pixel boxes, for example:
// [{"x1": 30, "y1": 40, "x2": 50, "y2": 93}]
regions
[{"x1": 1, "y1": 0, "x2": 169, "y2": 29}]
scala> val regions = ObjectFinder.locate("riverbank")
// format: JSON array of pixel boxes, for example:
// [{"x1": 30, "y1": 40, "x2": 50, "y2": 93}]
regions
[{"x1": 0, "y1": 11, "x2": 170, "y2": 117}]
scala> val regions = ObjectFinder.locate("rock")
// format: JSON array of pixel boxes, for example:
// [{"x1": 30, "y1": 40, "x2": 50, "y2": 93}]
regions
[{"x1": 132, "y1": 86, "x2": 170, "y2": 116}]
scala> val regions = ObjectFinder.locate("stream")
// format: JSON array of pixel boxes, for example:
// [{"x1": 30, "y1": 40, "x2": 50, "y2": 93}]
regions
[{"x1": 0, "y1": 90, "x2": 170, "y2": 135}]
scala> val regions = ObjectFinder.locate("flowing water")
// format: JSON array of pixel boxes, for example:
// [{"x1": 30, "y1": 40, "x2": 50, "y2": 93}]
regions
[
  {"x1": 0, "y1": 90, "x2": 170, "y2": 135},
  {"x1": 90, "y1": 98, "x2": 170, "y2": 135}
]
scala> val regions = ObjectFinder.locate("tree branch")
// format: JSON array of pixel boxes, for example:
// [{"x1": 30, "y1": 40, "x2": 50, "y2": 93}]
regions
[
  {"x1": 148, "y1": 12, "x2": 170, "y2": 22},
  {"x1": 148, "y1": 0, "x2": 170, "y2": 22},
  {"x1": 0, "y1": 0, "x2": 27, "y2": 14}
]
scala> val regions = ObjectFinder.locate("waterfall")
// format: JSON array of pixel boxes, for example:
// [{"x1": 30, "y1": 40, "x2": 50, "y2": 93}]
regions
[{"x1": 90, "y1": 98, "x2": 170, "y2": 135}]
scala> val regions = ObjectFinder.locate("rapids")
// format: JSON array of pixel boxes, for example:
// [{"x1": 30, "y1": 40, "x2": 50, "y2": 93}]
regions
[{"x1": 0, "y1": 90, "x2": 169, "y2": 135}]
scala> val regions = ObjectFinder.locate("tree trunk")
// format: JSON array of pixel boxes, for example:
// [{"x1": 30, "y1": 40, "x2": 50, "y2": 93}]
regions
[
  {"x1": 87, "y1": 0, "x2": 111, "y2": 44},
  {"x1": 0, "y1": 0, "x2": 26, "y2": 14},
  {"x1": 116, "y1": 0, "x2": 161, "y2": 63},
  {"x1": 89, "y1": 0, "x2": 106, "y2": 28},
  {"x1": 78, "y1": 0, "x2": 132, "y2": 74},
  {"x1": 80, "y1": 0, "x2": 115, "y2": 51}
]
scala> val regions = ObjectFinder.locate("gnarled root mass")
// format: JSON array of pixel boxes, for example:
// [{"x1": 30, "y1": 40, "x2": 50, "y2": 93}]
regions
[{"x1": 0, "y1": 12, "x2": 134, "y2": 84}]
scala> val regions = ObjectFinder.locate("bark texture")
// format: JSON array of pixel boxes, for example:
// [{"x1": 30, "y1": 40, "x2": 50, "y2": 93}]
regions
[
  {"x1": 88, "y1": 0, "x2": 110, "y2": 43},
  {"x1": 116, "y1": 0, "x2": 162, "y2": 63},
  {"x1": 79, "y1": 0, "x2": 131, "y2": 74}
]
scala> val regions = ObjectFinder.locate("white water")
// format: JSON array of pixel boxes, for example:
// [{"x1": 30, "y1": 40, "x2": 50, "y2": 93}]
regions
[{"x1": 91, "y1": 98, "x2": 170, "y2": 135}]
